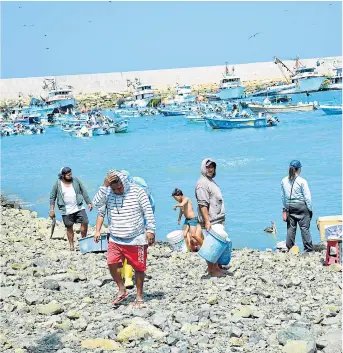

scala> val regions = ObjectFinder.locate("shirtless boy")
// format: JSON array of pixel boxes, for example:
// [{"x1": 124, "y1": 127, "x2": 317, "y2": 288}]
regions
[{"x1": 172, "y1": 188, "x2": 203, "y2": 251}]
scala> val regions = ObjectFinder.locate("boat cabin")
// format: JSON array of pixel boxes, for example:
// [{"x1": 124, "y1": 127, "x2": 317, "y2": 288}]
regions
[
  {"x1": 176, "y1": 85, "x2": 192, "y2": 96},
  {"x1": 219, "y1": 75, "x2": 241, "y2": 89},
  {"x1": 332, "y1": 68, "x2": 342, "y2": 84},
  {"x1": 133, "y1": 85, "x2": 154, "y2": 100},
  {"x1": 47, "y1": 89, "x2": 74, "y2": 102}
]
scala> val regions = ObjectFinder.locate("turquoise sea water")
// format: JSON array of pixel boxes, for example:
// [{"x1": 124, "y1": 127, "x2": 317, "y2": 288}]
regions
[{"x1": 1, "y1": 91, "x2": 342, "y2": 250}]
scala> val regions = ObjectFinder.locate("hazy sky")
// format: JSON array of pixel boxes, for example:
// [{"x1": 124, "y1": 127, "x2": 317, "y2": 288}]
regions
[{"x1": 1, "y1": 1, "x2": 342, "y2": 78}]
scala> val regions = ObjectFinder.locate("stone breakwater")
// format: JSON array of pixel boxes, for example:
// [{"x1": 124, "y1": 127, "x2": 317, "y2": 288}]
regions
[{"x1": 0, "y1": 199, "x2": 342, "y2": 353}]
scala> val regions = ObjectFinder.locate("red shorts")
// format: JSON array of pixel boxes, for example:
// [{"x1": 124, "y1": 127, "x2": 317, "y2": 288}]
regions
[{"x1": 107, "y1": 242, "x2": 148, "y2": 272}]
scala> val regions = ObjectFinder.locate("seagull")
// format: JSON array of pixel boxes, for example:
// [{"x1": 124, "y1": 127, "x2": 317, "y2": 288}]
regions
[
  {"x1": 23, "y1": 24, "x2": 34, "y2": 27},
  {"x1": 88, "y1": 20, "x2": 92, "y2": 23},
  {"x1": 248, "y1": 32, "x2": 261, "y2": 40},
  {"x1": 264, "y1": 221, "x2": 277, "y2": 234},
  {"x1": 45, "y1": 47, "x2": 50, "y2": 50}
]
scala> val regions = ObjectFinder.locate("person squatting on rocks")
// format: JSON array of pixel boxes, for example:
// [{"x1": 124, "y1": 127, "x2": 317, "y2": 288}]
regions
[
  {"x1": 92, "y1": 170, "x2": 156, "y2": 307},
  {"x1": 195, "y1": 158, "x2": 227, "y2": 277},
  {"x1": 281, "y1": 160, "x2": 314, "y2": 252},
  {"x1": 50, "y1": 167, "x2": 92, "y2": 251},
  {"x1": 172, "y1": 188, "x2": 203, "y2": 252}
]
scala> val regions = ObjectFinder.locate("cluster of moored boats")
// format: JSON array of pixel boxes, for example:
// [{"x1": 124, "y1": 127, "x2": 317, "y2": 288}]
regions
[{"x1": 1, "y1": 56, "x2": 341, "y2": 137}]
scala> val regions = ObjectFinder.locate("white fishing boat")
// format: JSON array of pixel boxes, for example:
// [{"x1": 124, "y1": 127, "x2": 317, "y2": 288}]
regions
[
  {"x1": 185, "y1": 112, "x2": 205, "y2": 123},
  {"x1": 132, "y1": 84, "x2": 155, "y2": 107},
  {"x1": 216, "y1": 64, "x2": 245, "y2": 100},
  {"x1": 323, "y1": 66, "x2": 342, "y2": 91},
  {"x1": 274, "y1": 57, "x2": 327, "y2": 94},
  {"x1": 173, "y1": 85, "x2": 195, "y2": 104},
  {"x1": 248, "y1": 100, "x2": 317, "y2": 113}
]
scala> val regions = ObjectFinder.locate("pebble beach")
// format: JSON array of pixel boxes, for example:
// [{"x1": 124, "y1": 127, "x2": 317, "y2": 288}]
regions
[{"x1": 1, "y1": 197, "x2": 342, "y2": 353}]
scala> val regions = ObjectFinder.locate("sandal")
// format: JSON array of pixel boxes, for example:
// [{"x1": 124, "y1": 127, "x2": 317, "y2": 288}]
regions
[
  {"x1": 132, "y1": 299, "x2": 146, "y2": 308},
  {"x1": 112, "y1": 292, "x2": 129, "y2": 305}
]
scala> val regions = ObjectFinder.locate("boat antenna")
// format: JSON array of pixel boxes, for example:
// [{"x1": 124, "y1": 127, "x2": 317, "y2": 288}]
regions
[{"x1": 225, "y1": 62, "x2": 229, "y2": 75}]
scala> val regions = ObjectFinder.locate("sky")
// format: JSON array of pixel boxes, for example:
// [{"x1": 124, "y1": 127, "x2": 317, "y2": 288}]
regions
[{"x1": 1, "y1": 1, "x2": 342, "y2": 79}]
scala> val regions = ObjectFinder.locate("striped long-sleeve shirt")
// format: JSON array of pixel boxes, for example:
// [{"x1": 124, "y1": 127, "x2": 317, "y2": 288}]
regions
[
  {"x1": 281, "y1": 175, "x2": 312, "y2": 212},
  {"x1": 93, "y1": 171, "x2": 156, "y2": 245}
]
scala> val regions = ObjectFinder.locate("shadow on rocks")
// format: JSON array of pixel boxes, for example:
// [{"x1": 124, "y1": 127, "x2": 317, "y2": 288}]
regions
[{"x1": 26, "y1": 332, "x2": 63, "y2": 353}]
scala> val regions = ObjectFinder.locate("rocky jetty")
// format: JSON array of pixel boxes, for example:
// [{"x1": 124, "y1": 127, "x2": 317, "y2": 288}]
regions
[{"x1": 0, "y1": 197, "x2": 342, "y2": 353}]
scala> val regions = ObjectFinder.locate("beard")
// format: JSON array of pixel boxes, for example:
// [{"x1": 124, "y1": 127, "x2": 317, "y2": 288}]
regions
[{"x1": 63, "y1": 176, "x2": 73, "y2": 182}]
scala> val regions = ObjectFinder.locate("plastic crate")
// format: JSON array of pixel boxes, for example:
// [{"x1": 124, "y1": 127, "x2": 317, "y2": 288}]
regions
[{"x1": 79, "y1": 234, "x2": 108, "y2": 254}]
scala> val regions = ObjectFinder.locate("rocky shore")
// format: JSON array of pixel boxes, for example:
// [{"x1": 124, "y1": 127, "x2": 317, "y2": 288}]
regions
[{"x1": 0, "y1": 197, "x2": 342, "y2": 353}]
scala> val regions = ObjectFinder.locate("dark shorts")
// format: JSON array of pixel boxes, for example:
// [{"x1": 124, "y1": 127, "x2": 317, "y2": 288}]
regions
[{"x1": 62, "y1": 209, "x2": 88, "y2": 228}]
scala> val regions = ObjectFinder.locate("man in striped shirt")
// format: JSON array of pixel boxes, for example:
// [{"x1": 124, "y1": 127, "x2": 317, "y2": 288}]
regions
[{"x1": 93, "y1": 170, "x2": 156, "y2": 307}]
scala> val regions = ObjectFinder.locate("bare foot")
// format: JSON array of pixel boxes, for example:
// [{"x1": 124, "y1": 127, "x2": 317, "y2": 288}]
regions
[{"x1": 208, "y1": 270, "x2": 227, "y2": 277}]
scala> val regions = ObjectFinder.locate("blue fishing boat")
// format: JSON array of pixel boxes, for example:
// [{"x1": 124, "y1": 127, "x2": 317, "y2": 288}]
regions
[
  {"x1": 205, "y1": 114, "x2": 279, "y2": 129},
  {"x1": 159, "y1": 108, "x2": 185, "y2": 116},
  {"x1": 320, "y1": 105, "x2": 342, "y2": 115}
]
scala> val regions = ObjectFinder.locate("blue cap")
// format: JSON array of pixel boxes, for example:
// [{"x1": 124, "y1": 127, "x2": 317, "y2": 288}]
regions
[{"x1": 289, "y1": 160, "x2": 302, "y2": 168}]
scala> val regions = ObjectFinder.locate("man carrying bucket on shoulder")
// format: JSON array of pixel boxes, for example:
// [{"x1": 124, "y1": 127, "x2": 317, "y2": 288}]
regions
[
  {"x1": 195, "y1": 158, "x2": 228, "y2": 277},
  {"x1": 93, "y1": 169, "x2": 156, "y2": 307}
]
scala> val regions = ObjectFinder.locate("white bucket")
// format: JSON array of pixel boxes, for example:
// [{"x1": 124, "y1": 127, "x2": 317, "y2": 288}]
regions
[{"x1": 166, "y1": 230, "x2": 187, "y2": 252}]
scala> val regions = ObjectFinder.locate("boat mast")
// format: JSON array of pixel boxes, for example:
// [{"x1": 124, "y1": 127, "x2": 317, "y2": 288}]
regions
[{"x1": 274, "y1": 56, "x2": 294, "y2": 83}]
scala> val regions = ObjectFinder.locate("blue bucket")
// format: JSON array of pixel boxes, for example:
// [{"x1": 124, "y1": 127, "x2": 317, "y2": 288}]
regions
[
  {"x1": 218, "y1": 239, "x2": 232, "y2": 265},
  {"x1": 198, "y1": 226, "x2": 228, "y2": 263}
]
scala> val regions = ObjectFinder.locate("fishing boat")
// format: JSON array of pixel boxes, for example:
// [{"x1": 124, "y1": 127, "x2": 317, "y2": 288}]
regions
[
  {"x1": 247, "y1": 101, "x2": 317, "y2": 113},
  {"x1": 320, "y1": 105, "x2": 342, "y2": 115},
  {"x1": 112, "y1": 119, "x2": 129, "y2": 133},
  {"x1": 91, "y1": 126, "x2": 112, "y2": 136},
  {"x1": 132, "y1": 84, "x2": 155, "y2": 107},
  {"x1": 159, "y1": 107, "x2": 186, "y2": 116},
  {"x1": 205, "y1": 114, "x2": 278, "y2": 129},
  {"x1": 173, "y1": 85, "x2": 196, "y2": 104},
  {"x1": 185, "y1": 112, "x2": 205, "y2": 123},
  {"x1": 322, "y1": 66, "x2": 342, "y2": 91},
  {"x1": 273, "y1": 57, "x2": 327, "y2": 94},
  {"x1": 216, "y1": 64, "x2": 245, "y2": 100}
]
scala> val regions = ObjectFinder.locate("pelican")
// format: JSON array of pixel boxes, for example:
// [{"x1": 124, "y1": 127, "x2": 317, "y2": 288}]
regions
[{"x1": 264, "y1": 221, "x2": 277, "y2": 234}]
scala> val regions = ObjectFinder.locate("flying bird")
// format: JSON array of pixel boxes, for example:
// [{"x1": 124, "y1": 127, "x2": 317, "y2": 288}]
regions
[
  {"x1": 88, "y1": 20, "x2": 92, "y2": 23},
  {"x1": 45, "y1": 47, "x2": 50, "y2": 50},
  {"x1": 23, "y1": 24, "x2": 34, "y2": 27},
  {"x1": 248, "y1": 32, "x2": 261, "y2": 40}
]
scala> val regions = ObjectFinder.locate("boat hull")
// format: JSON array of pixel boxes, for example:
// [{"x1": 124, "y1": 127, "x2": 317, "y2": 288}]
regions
[
  {"x1": 205, "y1": 116, "x2": 277, "y2": 129},
  {"x1": 248, "y1": 104, "x2": 314, "y2": 113},
  {"x1": 160, "y1": 109, "x2": 185, "y2": 116},
  {"x1": 216, "y1": 86, "x2": 245, "y2": 100},
  {"x1": 320, "y1": 105, "x2": 342, "y2": 115}
]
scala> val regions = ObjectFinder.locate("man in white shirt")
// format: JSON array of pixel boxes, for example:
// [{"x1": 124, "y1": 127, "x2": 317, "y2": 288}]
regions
[{"x1": 50, "y1": 167, "x2": 92, "y2": 251}]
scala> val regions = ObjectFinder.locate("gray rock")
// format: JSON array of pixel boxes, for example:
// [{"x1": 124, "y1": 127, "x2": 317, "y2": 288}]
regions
[
  {"x1": 278, "y1": 324, "x2": 315, "y2": 346},
  {"x1": 230, "y1": 327, "x2": 242, "y2": 338},
  {"x1": 43, "y1": 279, "x2": 60, "y2": 291},
  {"x1": 152, "y1": 312, "x2": 168, "y2": 330},
  {"x1": 318, "y1": 330, "x2": 342, "y2": 353},
  {"x1": 322, "y1": 316, "x2": 341, "y2": 326}
]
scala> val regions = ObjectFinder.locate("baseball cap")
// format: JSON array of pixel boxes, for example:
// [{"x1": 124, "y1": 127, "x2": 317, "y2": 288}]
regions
[{"x1": 289, "y1": 160, "x2": 302, "y2": 168}]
